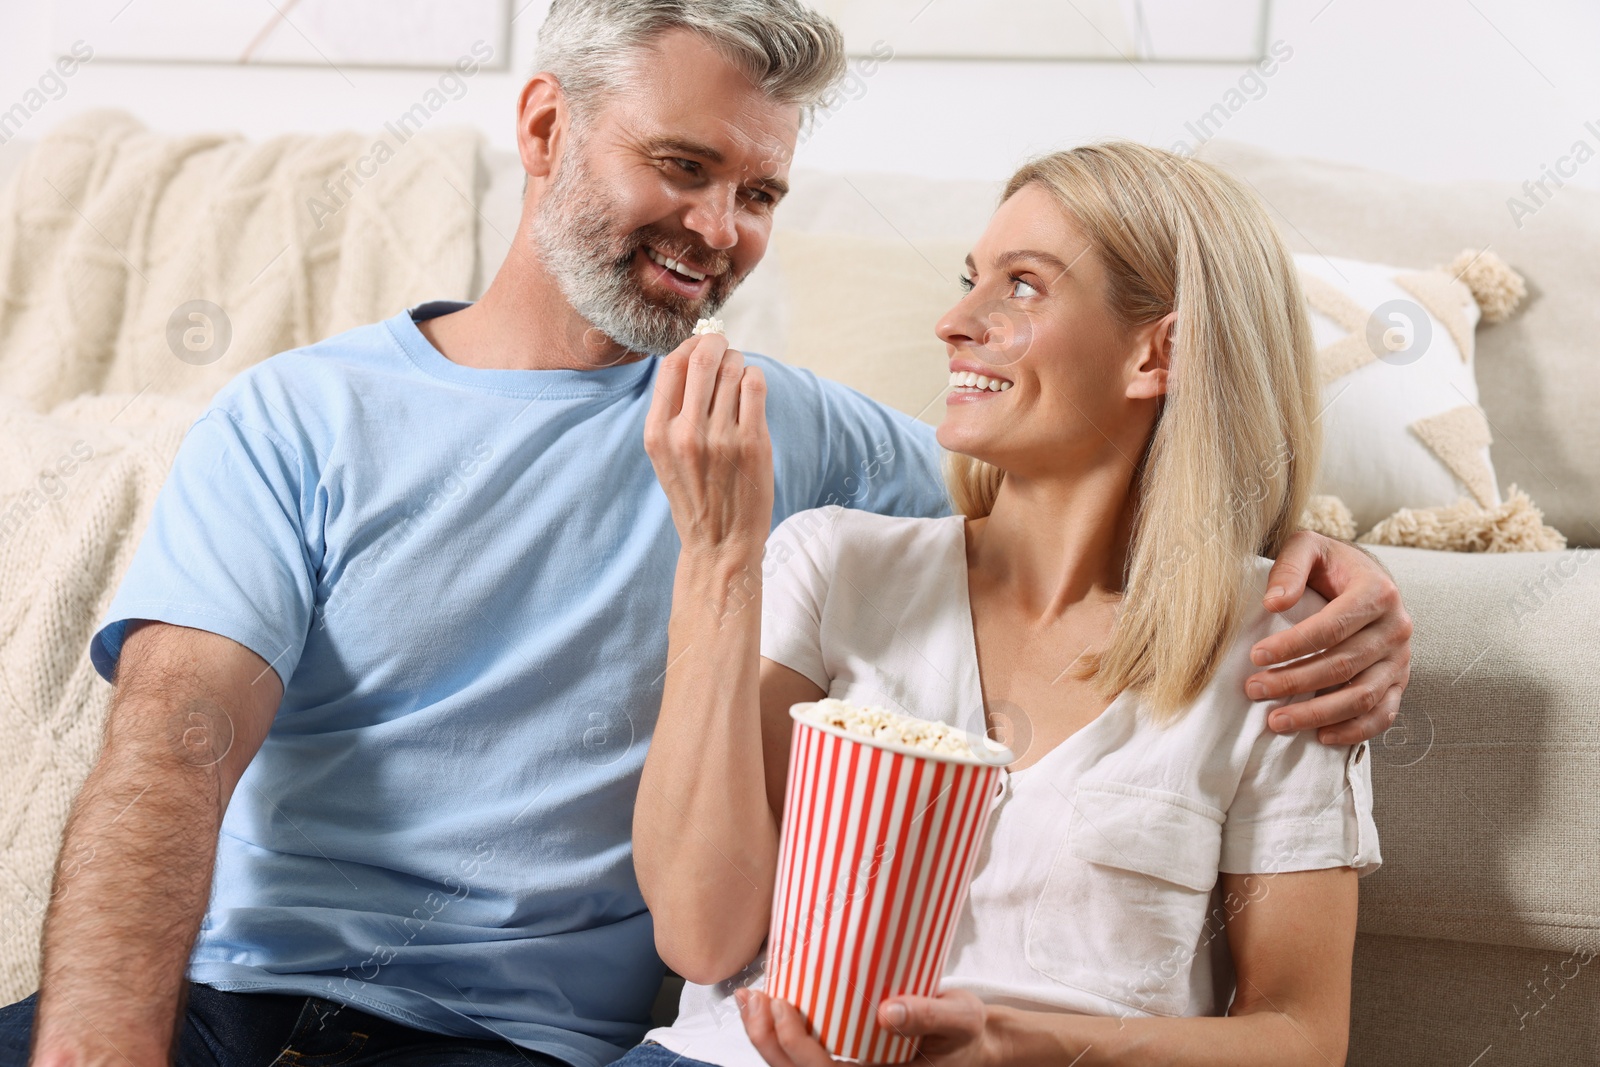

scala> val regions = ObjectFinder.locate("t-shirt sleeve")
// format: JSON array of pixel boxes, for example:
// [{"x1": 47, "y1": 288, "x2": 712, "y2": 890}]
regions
[
  {"x1": 1219, "y1": 701, "x2": 1383, "y2": 878},
  {"x1": 757, "y1": 506, "x2": 843, "y2": 691},
  {"x1": 90, "y1": 408, "x2": 318, "y2": 692},
  {"x1": 753, "y1": 355, "x2": 950, "y2": 523}
]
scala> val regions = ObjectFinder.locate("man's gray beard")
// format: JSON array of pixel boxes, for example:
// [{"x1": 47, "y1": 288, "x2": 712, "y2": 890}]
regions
[{"x1": 533, "y1": 146, "x2": 740, "y2": 358}]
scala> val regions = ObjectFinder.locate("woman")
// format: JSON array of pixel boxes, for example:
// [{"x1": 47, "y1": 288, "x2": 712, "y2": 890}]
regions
[{"x1": 628, "y1": 142, "x2": 1380, "y2": 1067}]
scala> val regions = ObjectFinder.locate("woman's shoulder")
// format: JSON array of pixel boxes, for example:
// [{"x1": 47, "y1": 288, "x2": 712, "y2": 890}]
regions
[
  {"x1": 772, "y1": 505, "x2": 961, "y2": 549},
  {"x1": 767, "y1": 506, "x2": 964, "y2": 591},
  {"x1": 1234, "y1": 555, "x2": 1330, "y2": 651}
]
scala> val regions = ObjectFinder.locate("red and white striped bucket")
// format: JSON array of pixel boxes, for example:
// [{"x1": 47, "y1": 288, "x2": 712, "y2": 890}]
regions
[{"x1": 764, "y1": 703, "x2": 1012, "y2": 1064}]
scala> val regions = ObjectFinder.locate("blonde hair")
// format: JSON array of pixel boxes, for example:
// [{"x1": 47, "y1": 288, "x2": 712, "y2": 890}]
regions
[{"x1": 945, "y1": 142, "x2": 1321, "y2": 719}]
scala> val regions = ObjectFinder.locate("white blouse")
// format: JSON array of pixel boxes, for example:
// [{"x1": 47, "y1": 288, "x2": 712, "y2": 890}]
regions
[{"x1": 645, "y1": 507, "x2": 1380, "y2": 1067}]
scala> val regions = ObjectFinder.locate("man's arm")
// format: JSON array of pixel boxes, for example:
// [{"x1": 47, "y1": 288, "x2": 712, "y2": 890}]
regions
[
  {"x1": 1250, "y1": 532, "x2": 1414, "y2": 746},
  {"x1": 31, "y1": 621, "x2": 282, "y2": 1067}
]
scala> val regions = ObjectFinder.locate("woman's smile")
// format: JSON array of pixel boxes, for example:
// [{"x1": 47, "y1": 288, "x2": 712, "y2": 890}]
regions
[{"x1": 947, "y1": 360, "x2": 1015, "y2": 404}]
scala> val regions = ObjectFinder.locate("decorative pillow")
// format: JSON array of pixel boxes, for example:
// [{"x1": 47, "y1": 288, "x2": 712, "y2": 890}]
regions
[
  {"x1": 1297, "y1": 249, "x2": 1562, "y2": 550},
  {"x1": 1297, "y1": 251, "x2": 1500, "y2": 530}
]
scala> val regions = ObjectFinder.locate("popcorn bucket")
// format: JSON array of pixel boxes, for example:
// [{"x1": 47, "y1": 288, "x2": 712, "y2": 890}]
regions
[{"x1": 764, "y1": 702, "x2": 1013, "y2": 1064}]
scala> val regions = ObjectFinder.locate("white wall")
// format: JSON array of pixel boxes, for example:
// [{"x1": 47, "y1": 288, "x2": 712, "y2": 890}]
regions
[{"x1": 0, "y1": 0, "x2": 1596, "y2": 191}]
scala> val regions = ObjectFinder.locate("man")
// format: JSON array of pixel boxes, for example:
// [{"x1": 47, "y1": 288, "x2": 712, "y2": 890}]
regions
[{"x1": 3, "y1": 1, "x2": 1413, "y2": 1064}]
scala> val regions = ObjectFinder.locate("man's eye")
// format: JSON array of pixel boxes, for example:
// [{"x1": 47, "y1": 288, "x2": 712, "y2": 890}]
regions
[
  {"x1": 670, "y1": 158, "x2": 701, "y2": 175},
  {"x1": 742, "y1": 186, "x2": 776, "y2": 206}
]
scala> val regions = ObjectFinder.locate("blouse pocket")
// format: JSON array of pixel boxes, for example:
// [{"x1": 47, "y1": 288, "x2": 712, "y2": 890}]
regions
[{"x1": 1024, "y1": 780, "x2": 1225, "y2": 1017}]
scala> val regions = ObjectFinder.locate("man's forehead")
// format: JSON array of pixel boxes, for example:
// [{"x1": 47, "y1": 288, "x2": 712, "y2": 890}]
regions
[{"x1": 607, "y1": 31, "x2": 801, "y2": 171}]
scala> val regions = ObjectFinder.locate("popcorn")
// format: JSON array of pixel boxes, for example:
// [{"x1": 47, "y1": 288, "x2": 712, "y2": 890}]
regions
[
  {"x1": 692, "y1": 317, "x2": 725, "y2": 337},
  {"x1": 797, "y1": 698, "x2": 976, "y2": 759}
]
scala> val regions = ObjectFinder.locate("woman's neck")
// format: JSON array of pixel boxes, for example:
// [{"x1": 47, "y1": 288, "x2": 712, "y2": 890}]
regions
[{"x1": 966, "y1": 457, "x2": 1139, "y2": 622}]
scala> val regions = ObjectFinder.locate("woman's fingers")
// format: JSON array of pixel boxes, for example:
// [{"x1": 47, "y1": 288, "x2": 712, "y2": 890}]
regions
[
  {"x1": 768, "y1": 995, "x2": 839, "y2": 1067},
  {"x1": 876, "y1": 991, "x2": 985, "y2": 1044},
  {"x1": 737, "y1": 990, "x2": 816, "y2": 1067}
]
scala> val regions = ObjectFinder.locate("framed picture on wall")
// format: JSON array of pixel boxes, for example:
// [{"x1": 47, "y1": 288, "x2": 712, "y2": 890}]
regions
[
  {"x1": 814, "y1": 0, "x2": 1272, "y2": 62},
  {"x1": 51, "y1": 0, "x2": 510, "y2": 69}
]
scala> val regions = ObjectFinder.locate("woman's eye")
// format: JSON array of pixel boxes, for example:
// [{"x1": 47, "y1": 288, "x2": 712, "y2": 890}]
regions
[
  {"x1": 958, "y1": 274, "x2": 975, "y2": 293},
  {"x1": 1011, "y1": 278, "x2": 1040, "y2": 298}
]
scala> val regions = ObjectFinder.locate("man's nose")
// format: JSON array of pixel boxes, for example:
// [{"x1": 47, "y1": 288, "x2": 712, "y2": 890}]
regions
[{"x1": 685, "y1": 185, "x2": 739, "y2": 251}]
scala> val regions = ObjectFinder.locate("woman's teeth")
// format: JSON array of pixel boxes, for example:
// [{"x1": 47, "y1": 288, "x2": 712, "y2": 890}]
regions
[
  {"x1": 646, "y1": 247, "x2": 708, "y2": 281},
  {"x1": 949, "y1": 370, "x2": 1012, "y2": 392}
]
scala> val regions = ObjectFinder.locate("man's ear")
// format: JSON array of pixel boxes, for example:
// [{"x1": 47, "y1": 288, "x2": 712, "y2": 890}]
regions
[
  {"x1": 517, "y1": 73, "x2": 566, "y2": 181},
  {"x1": 1126, "y1": 310, "x2": 1176, "y2": 401}
]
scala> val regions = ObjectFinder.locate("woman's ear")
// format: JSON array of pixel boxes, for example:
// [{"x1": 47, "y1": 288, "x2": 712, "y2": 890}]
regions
[
  {"x1": 516, "y1": 73, "x2": 566, "y2": 181},
  {"x1": 1126, "y1": 311, "x2": 1176, "y2": 401}
]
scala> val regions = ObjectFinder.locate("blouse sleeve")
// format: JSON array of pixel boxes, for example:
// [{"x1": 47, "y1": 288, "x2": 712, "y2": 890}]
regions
[
  {"x1": 1220, "y1": 707, "x2": 1383, "y2": 877},
  {"x1": 758, "y1": 505, "x2": 844, "y2": 691}
]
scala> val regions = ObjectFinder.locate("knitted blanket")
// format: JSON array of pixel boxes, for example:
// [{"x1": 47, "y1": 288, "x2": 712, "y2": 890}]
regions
[{"x1": 0, "y1": 109, "x2": 480, "y2": 1000}]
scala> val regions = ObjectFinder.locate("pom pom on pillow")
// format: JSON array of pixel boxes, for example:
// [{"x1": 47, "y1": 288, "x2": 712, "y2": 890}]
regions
[
  {"x1": 1300, "y1": 495, "x2": 1357, "y2": 541},
  {"x1": 1357, "y1": 487, "x2": 1566, "y2": 553},
  {"x1": 1447, "y1": 249, "x2": 1527, "y2": 323}
]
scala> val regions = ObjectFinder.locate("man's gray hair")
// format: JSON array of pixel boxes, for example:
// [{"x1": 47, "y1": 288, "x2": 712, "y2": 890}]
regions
[{"x1": 535, "y1": 0, "x2": 847, "y2": 120}]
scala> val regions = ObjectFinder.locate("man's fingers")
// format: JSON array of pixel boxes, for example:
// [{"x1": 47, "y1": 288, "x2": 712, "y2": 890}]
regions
[
  {"x1": 1261, "y1": 529, "x2": 1325, "y2": 611},
  {"x1": 709, "y1": 348, "x2": 746, "y2": 427},
  {"x1": 1317, "y1": 684, "x2": 1403, "y2": 746},
  {"x1": 1250, "y1": 588, "x2": 1383, "y2": 668},
  {"x1": 1265, "y1": 662, "x2": 1399, "y2": 734},
  {"x1": 680, "y1": 334, "x2": 731, "y2": 421},
  {"x1": 740, "y1": 366, "x2": 768, "y2": 434},
  {"x1": 648, "y1": 346, "x2": 690, "y2": 430},
  {"x1": 1246, "y1": 625, "x2": 1392, "y2": 701}
]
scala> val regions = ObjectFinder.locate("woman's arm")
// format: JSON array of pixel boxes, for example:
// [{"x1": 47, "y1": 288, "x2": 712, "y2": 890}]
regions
[
  {"x1": 635, "y1": 332, "x2": 821, "y2": 984},
  {"x1": 739, "y1": 867, "x2": 1357, "y2": 1067}
]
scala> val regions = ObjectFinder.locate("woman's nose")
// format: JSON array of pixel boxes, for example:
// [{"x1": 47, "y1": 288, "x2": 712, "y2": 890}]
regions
[
  {"x1": 937, "y1": 297, "x2": 1032, "y2": 368},
  {"x1": 936, "y1": 294, "x2": 986, "y2": 349}
]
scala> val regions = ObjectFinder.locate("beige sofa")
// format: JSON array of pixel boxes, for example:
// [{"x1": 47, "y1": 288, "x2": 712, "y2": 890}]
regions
[{"x1": 2, "y1": 125, "x2": 1597, "y2": 1065}]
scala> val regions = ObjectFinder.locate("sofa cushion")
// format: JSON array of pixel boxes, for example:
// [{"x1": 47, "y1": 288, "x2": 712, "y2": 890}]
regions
[
  {"x1": 1197, "y1": 139, "x2": 1600, "y2": 547},
  {"x1": 1361, "y1": 545, "x2": 1600, "y2": 954}
]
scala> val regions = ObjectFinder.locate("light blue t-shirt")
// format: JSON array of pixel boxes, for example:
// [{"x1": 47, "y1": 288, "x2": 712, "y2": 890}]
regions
[{"x1": 89, "y1": 300, "x2": 948, "y2": 1066}]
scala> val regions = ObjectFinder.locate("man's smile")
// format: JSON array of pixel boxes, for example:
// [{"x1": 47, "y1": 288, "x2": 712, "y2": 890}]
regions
[{"x1": 636, "y1": 246, "x2": 713, "y2": 299}]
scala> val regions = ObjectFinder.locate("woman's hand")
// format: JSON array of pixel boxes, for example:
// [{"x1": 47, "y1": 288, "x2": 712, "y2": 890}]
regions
[
  {"x1": 643, "y1": 331, "x2": 773, "y2": 561},
  {"x1": 735, "y1": 987, "x2": 1000, "y2": 1067}
]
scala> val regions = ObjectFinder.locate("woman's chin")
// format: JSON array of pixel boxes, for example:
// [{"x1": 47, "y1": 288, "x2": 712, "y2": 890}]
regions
[{"x1": 935, "y1": 420, "x2": 993, "y2": 462}]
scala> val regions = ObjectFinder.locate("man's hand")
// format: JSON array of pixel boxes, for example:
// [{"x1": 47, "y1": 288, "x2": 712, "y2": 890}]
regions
[
  {"x1": 736, "y1": 987, "x2": 998, "y2": 1067},
  {"x1": 1249, "y1": 531, "x2": 1413, "y2": 746},
  {"x1": 642, "y1": 331, "x2": 773, "y2": 563}
]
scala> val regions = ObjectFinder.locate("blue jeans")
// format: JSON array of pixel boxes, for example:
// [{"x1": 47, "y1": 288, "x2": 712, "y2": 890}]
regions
[
  {"x1": 0, "y1": 983, "x2": 570, "y2": 1066},
  {"x1": 611, "y1": 1041, "x2": 721, "y2": 1067}
]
